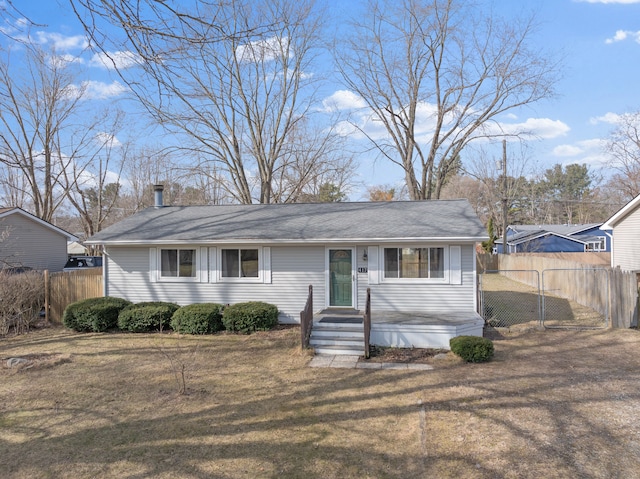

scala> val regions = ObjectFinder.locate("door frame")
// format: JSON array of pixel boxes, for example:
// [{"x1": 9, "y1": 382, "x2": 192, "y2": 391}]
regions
[{"x1": 325, "y1": 246, "x2": 356, "y2": 309}]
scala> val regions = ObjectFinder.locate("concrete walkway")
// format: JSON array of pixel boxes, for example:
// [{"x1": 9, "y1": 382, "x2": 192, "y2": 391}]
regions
[{"x1": 309, "y1": 355, "x2": 434, "y2": 370}]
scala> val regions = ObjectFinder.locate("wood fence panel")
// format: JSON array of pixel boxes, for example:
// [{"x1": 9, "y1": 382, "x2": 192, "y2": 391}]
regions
[
  {"x1": 609, "y1": 269, "x2": 639, "y2": 329},
  {"x1": 48, "y1": 268, "x2": 103, "y2": 323}
]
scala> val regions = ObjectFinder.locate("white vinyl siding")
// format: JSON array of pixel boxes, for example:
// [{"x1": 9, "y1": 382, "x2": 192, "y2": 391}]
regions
[
  {"x1": 612, "y1": 207, "x2": 640, "y2": 272},
  {"x1": 105, "y1": 243, "x2": 476, "y2": 324},
  {"x1": 105, "y1": 245, "x2": 324, "y2": 323},
  {"x1": 0, "y1": 213, "x2": 68, "y2": 272},
  {"x1": 358, "y1": 244, "x2": 474, "y2": 312}
]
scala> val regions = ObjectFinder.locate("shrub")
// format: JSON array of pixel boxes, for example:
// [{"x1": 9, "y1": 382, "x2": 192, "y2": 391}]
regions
[
  {"x1": 170, "y1": 303, "x2": 225, "y2": 334},
  {"x1": 63, "y1": 297, "x2": 132, "y2": 332},
  {"x1": 117, "y1": 302, "x2": 180, "y2": 333},
  {"x1": 449, "y1": 335, "x2": 494, "y2": 363},
  {"x1": 0, "y1": 270, "x2": 45, "y2": 335},
  {"x1": 222, "y1": 301, "x2": 278, "y2": 334}
]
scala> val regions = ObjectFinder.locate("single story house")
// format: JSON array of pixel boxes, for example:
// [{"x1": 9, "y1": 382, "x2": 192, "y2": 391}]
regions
[
  {"x1": 494, "y1": 223, "x2": 611, "y2": 254},
  {"x1": 85, "y1": 188, "x2": 488, "y2": 350},
  {"x1": 0, "y1": 207, "x2": 77, "y2": 272},
  {"x1": 601, "y1": 194, "x2": 640, "y2": 273}
]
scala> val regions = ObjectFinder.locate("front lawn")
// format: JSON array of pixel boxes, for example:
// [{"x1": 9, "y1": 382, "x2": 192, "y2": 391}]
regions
[{"x1": 1, "y1": 326, "x2": 640, "y2": 478}]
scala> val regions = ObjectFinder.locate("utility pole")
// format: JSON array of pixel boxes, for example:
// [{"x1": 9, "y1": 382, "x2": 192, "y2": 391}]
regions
[{"x1": 502, "y1": 139, "x2": 509, "y2": 255}]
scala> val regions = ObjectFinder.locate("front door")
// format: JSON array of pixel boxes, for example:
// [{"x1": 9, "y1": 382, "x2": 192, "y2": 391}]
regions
[{"x1": 329, "y1": 249, "x2": 353, "y2": 307}]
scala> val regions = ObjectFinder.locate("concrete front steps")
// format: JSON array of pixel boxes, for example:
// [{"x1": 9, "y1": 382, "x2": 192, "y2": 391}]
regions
[{"x1": 309, "y1": 320, "x2": 365, "y2": 356}]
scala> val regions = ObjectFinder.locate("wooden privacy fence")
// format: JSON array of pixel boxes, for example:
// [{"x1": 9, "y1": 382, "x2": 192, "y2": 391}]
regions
[
  {"x1": 45, "y1": 268, "x2": 103, "y2": 323},
  {"x1": 488, "y1": 254, "x2": 638, "y2": 328}
]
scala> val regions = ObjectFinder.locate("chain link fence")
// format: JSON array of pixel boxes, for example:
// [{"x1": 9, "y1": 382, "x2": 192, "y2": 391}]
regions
[
  {"x1": 479, "y1": 269, "x2": 608, "y2": 329},
  {"x1": 479, "y1": 270, "x2": 541, "y2": 328}
]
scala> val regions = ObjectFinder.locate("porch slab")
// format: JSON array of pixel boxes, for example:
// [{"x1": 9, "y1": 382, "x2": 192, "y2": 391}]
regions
[{"x1": 312, "y1": 309, "x2": 484, "y2": 350}]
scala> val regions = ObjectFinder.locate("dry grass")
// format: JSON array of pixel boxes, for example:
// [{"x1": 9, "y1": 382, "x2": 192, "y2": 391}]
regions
[
  {"x1": 481, "y1": 273, "x2": 607, "y2": 328},
  {"x1": 2, "y1": 325, "x2": 640, "y2": 478}
]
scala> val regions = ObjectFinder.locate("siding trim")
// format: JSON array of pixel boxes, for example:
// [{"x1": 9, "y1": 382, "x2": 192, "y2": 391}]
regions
[{"x1": 450, "y1": 245, "x2": 462, "y2": 285}]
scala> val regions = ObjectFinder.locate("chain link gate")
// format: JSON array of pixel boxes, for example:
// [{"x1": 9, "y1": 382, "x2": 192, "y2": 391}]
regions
[
  {"x1": 479, "y1": 268, "x2": 609, "y2": 329},
  {"x1": 479, "y1": 270, "x2": 541, "y2": 328}
]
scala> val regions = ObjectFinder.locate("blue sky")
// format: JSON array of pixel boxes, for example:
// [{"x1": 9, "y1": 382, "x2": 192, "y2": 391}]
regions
[{"x1": 3, "y1": 0, "x2": 640, "y2": 198}]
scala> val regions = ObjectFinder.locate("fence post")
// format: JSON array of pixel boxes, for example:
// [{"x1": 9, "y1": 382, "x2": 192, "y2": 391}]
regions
[{"x1": 44, "y1": 269, "x2": 50, "y2": 323}]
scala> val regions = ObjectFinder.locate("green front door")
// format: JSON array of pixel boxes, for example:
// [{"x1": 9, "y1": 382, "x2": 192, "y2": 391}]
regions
[{"x1": 329, "y1": 249, "x2": 353, "y2": 307}]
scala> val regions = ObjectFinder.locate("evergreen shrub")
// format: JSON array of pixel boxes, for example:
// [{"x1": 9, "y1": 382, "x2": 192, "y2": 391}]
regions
[
  {"x1": 449, "y1": 335, "x2": 494, "y2": 363},
  {"x1": 170, "y1": 303, "x2": 225, "y2": 334},
  {"x1": 62, "y1": 297, "x2": 132, "y2": 332},
  {"x1": 222, "y1": 301, "x2": 278, "y2": 334},
  {"x1": 117, "y1": 302, "x2": 180, "y2": 332}
]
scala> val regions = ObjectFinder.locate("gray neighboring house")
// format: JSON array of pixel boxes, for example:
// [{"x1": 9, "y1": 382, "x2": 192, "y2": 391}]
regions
[
  {"x1": 602, "y1": 194, "x2": 640, "y2": 273},
  {"x1": 86, "y1": 191, "x2": 488, "y2": 349},
  {"x1": 0, "y1": 207, "x2": 77, "y2": 272}
]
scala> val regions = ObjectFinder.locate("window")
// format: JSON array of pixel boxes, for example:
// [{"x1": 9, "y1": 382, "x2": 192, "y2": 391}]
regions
[
  {"x1": 160, "y1": 249, "x2": 196, "y2": 278},
  {"x1": 383, "y1": 247, "x2": 445, "y2": 279},
  {"x1": 221, "y1": 248, "x2": 259, "y2": 278},
  {"x1": 585, "y1": 237, "x2": 606, "y2": 252}
]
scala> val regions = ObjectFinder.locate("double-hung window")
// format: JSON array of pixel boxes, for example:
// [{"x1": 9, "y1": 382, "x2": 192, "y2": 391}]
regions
[
  {"x1": 160, "y1": 248, "x2": 197, "y2": 279},
  {"x1": 383, "y1": 247, "x2": 445, "y2": 280},
  {"x1": 221, "y1": 248, "x2": 260, "y2": 279}
]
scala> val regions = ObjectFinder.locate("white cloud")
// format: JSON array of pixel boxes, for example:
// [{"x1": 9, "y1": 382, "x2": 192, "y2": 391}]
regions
[
  {"x1": 236, "y1": 36, "x2": 288, "y2": 63},
  {"x1": 495, "y1": 118, "x2": 571, "y2": 139},
  {"x1": 321, "y1": 90, "x2": 367, "y2": 112},
  {"x1": 553, "y1": 139, "x2": 605, "y2": 157},
  {"x1": 83, "y1": 80, "x2": 128, "y2": 100},
  {"x1": 89, "y1": 51, "x2": 141, "y2": 70},
  {"x1": 30, "y1": 31, "x2": 89, "y2": 50},
  {"x1": 94, "y1": 132, "x2": 122, "y2": 148},
  {"x1": 64, "y1": 80, "x2": 128, "y2": 101},
  {"x1": 552, "y1": 138, "x2": 608, "y2": 167},
  {"x1": 49, "y1": 54, "x2": 85, "y2": 67},
  {"x1": 589, "y1": 112, "x2": 621, "y2": 124},
  {"x1": 605, "y1": 29, "x2": 640, "y2": 44}
]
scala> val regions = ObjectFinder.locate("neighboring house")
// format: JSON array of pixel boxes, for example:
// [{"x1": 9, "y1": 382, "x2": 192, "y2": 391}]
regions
[
  {"x1": 494, "y1": 223, "x2": 611, "y2": 254},
  {"x1": 85, "y1": 190, "x2": 488, "y2": 349},
  {"x1": 601, "y1": 194, "x2": 640, "y2": 273},
  {"x1": 0, "y1": 207, "x2": 77, "y2": 272}
]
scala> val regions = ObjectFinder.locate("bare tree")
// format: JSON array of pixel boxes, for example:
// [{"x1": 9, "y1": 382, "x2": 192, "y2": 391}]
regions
[
  {"x1": 0, "y1": 44, "x2": 119, "y2": 222},
  {"x1": 336, "y1": 0, "x2": 559, "y2": 200},
  {"x1": 605, "y1": 111, "x2": 640, "y2": 201},
  {"x1": 70, "y1": 0, "x2": 352, "y2": 204}
]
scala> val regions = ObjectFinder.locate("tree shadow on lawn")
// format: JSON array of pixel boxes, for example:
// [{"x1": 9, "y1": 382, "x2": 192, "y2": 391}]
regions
[{"x1": 2, "y1": 328, "x2": 640, "y2": 478}]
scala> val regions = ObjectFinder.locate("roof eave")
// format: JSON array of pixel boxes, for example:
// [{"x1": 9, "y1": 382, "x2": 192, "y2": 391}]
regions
[{"x1": 88, "y1": 235, "x2": 489, "y2": 246}]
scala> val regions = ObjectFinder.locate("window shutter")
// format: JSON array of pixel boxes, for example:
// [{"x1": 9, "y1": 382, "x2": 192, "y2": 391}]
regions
[
  {"x1": 263, "y1": 247, "x2": 272, "y2": 284},
  {"x1": 199, "y1": 247, "x2": 208, "y2": 282},
  {"x1": 450, "y1": 245, "x2": 462, "y2": 285},
  {"x1": 149, "y1": 248, "x2": 157, "y2": 283},
  {"x1": 208, "y1": 247, "x2": 217, "y2": 283},
  {"x1": 368, "y1": 246, "x2": 379, "y2": 285}
]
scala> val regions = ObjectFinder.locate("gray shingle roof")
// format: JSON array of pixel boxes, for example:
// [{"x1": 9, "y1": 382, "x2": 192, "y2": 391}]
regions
[{"x1": 86, "y1": 200, "x2": 488, "y2": 245}]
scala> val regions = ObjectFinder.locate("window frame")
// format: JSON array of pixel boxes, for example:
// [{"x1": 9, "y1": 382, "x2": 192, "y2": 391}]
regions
[
  {"x1": 585, "y1": 237, "x2": 606, "y2": 252},
  {"x1": 381, "y1": 245, "x2": 449, "y2": 283},
  {"x1": 157, "y1": 247, "x2": 201, "y2": 283},
  {"x1": 217, "y1": 246, "x2": 263, "y2": 283}
]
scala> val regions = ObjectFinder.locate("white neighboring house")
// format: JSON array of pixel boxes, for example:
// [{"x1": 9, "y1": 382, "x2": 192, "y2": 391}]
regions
[
  {"x1": 601, "y1": 194, "x2": 640, "y2": 273},
  {"x1": 85, "y1": 189, "x2": 488, "y2": 350}
]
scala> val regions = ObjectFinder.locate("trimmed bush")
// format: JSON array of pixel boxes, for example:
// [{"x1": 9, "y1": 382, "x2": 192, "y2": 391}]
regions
[
  {"x1": 63, "y1": 297, "x2": 132, "y2": 332},
  {"x1": 170, "y1": 303, "x2": 225, "y2": 334},
  {"x1": 449, "y1": 335, "x2": 494, "y2": 363},
  {"x1": 117, "y1": 302, "x2": 180, "y2": 333},
  {"x1": 222, "y1": 301, "x2": 278, "y2": 334}
]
